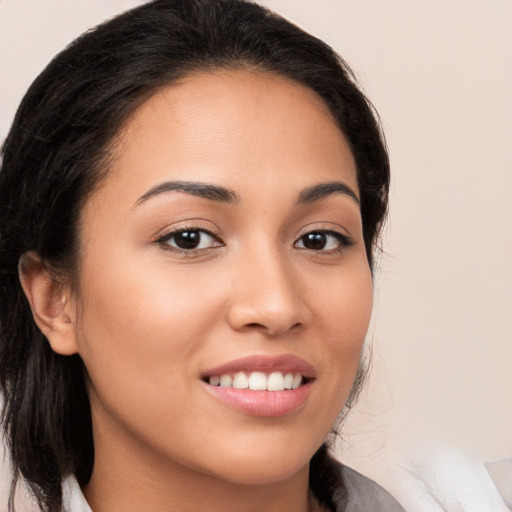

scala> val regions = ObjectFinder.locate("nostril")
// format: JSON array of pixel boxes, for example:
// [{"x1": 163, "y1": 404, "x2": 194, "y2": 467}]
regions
[
  {"x1": 246, "y1": 322, "x2": 265, "y2": 330},
  {"x1": 245, "y1": 322, "x2": 301, "y2": 332}
]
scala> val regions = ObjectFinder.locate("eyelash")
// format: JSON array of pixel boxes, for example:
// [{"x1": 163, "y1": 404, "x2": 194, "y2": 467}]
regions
[{"x1": 155, "y1": 227, "x2": 354, "y2": 255}]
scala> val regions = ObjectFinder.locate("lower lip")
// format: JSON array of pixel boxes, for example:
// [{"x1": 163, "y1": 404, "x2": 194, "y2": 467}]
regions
[{"x1": 202, "y1": 381, "x2": 313, "y2": 417}]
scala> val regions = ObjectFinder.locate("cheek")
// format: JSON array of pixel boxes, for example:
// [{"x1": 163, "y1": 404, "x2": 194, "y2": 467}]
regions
[
  {"x1": 73, "y1": 252, "x2": 225, "y2": 403},
  {"x1": 313, "y1": 260, "x2": 373, "y2": 393},
  {"x1": 315, "y1": 258, "x2": 373, "y2": 338},
  {"x1": 330, "y1": 273, "x2": 373, "y2": 354},
  {"x1": 73, "y1": 256, "x2": 234, "y2": 462}
]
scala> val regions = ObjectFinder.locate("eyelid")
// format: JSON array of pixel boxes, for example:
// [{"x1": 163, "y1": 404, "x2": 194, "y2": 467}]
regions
[
  {"x1": 295, "y1": 222, "x2": 351, "y2": 240},
  {"x1": 155, "y1": 225, "x2": 220, "y2": 242},
  {"x1": 153, "y1": 219, "x2": 221, "y2": 241}
]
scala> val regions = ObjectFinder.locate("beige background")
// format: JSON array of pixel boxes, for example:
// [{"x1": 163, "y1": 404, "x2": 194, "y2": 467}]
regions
[{"x1": 1, "y1": 0, "x2": 511, "y2": 498}]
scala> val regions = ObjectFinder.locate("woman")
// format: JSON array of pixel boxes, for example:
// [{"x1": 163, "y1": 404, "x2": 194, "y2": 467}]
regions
[{"x1": 0, "y1": 0, "x2": 403, "y2": 510}]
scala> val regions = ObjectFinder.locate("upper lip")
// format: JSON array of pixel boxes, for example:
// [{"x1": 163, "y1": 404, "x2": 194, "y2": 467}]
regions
[{"x1": 202, "y1": 354, "x2": 316, "y2": 379}]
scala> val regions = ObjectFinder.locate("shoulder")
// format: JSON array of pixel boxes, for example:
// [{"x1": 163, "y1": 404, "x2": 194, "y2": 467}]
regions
[{"x1": 331, "y1": 462, "x2": 406, "y2": 512}]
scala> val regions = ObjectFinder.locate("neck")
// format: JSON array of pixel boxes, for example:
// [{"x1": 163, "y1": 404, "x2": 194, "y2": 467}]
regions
[
  {"x1": 84, "y1": 460, "x2": 313, "y2": 512},
  {"x1": 83, "y1": 419, "x2": 317, "y2": 512}
]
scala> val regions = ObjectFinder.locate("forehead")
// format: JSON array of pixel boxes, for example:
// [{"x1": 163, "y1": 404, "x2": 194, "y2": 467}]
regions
[{"x1": 97, "y1": 69, "x2": 358, "y2": 209}]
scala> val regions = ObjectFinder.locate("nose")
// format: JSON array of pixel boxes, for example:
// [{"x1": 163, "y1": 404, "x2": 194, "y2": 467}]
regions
[{"x1": 226, "y1": 247, "x2": 312, "y2": 337}]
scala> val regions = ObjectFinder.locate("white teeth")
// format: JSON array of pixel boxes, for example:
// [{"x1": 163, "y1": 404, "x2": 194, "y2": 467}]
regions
[
  {"x1": 267, "y1": 372, "x2": 285, "y2": 391},
  {"x1": 209, "y1": 371, "x2": 304, "y2": 391},
  {"x1": 248, "y1": 372, "x2": 267, "y2": 390},
  {"x1": 209, "y1": 375, "x2": 220, "y2": 386},
  {"x1": 283, "y1": 373, "x2": 294, "y2": 389},
  {"x1": 219, "y1": 374, "x2": 232, "y2": 387},
  {"x1": 233, "y1": 372, "x2": 249, "y2": 389}
]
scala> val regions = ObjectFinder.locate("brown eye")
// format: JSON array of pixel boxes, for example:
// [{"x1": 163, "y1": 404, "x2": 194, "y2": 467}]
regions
[
  {"x1": 301, "y1": 232, "x2": 328, "y2": 250},
  {"x1": 295, "y1": 230, "x2": 352, "y2": 252},
  {"x1": 172, "y1": 230, "x2": 202, "y2": 249},
  {"x1": 159, "y1": 229, "x2": 221, "y2": 251}
]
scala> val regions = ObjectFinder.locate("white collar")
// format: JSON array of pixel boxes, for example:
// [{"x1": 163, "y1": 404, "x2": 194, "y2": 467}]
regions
[{"x1": 61, "y1": 474, "x2": 93, "y2": 512}]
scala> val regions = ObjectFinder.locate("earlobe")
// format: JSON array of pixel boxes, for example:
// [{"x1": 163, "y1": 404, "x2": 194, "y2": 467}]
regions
[{"x1": 18, "y1": 251, "x2": 79, "y2": 356}]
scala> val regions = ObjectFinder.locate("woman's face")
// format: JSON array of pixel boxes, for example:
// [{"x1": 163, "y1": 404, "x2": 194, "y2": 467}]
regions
[{"x1": 70, "y1": 70, "x2": 373, "y2": 486}]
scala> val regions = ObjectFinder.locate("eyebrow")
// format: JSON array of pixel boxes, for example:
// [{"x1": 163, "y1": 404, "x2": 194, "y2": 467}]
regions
[
  {"x1": 296, "y1": 181, "x2": 360, "y2": 206},
  {"x1": 134, "y1": 180, "x2": 239, "y2": 206},
  {"x1": 133, "y1": 179, "x2": 359, "y2": 208}
]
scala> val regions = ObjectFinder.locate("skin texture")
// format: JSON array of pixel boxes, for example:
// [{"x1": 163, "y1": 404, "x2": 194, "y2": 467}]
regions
[{"x1": 21, "y1": 70, "x2": 373, "y2": 511}]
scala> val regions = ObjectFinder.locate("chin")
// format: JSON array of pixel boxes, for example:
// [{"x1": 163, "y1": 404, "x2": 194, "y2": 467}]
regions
[{"x1": 196, "y1": 444, "x2": 314, "y2": 486}]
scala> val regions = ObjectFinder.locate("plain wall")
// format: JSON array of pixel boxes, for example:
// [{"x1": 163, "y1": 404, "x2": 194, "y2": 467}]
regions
[{"x1": 1, "y1": 0, "x2": 511, "y2": 498}]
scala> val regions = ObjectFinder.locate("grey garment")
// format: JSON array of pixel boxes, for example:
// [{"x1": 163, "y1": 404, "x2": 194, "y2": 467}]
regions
[{"x1": 333, "y1": 465, "x2": 406, "y2": 512}]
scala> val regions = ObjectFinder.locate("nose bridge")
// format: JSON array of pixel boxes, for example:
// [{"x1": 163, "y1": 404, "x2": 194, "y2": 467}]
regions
[{"x1": 227, "y1": 238, "x2": 310, "y2": 335}]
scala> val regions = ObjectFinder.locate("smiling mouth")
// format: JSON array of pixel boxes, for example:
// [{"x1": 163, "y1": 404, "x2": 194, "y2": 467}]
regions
[
  {"x1": 203, "y1": 371, "x2": 311, "y2": 391},
  {"x1": 201, "y1": 356, "x2": 315, "y2": 416}
]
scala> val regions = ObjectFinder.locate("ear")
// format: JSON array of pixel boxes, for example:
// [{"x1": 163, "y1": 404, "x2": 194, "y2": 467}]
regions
[{"x1": 18, "y1": 251, "x2": 79, "y2": 356}]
